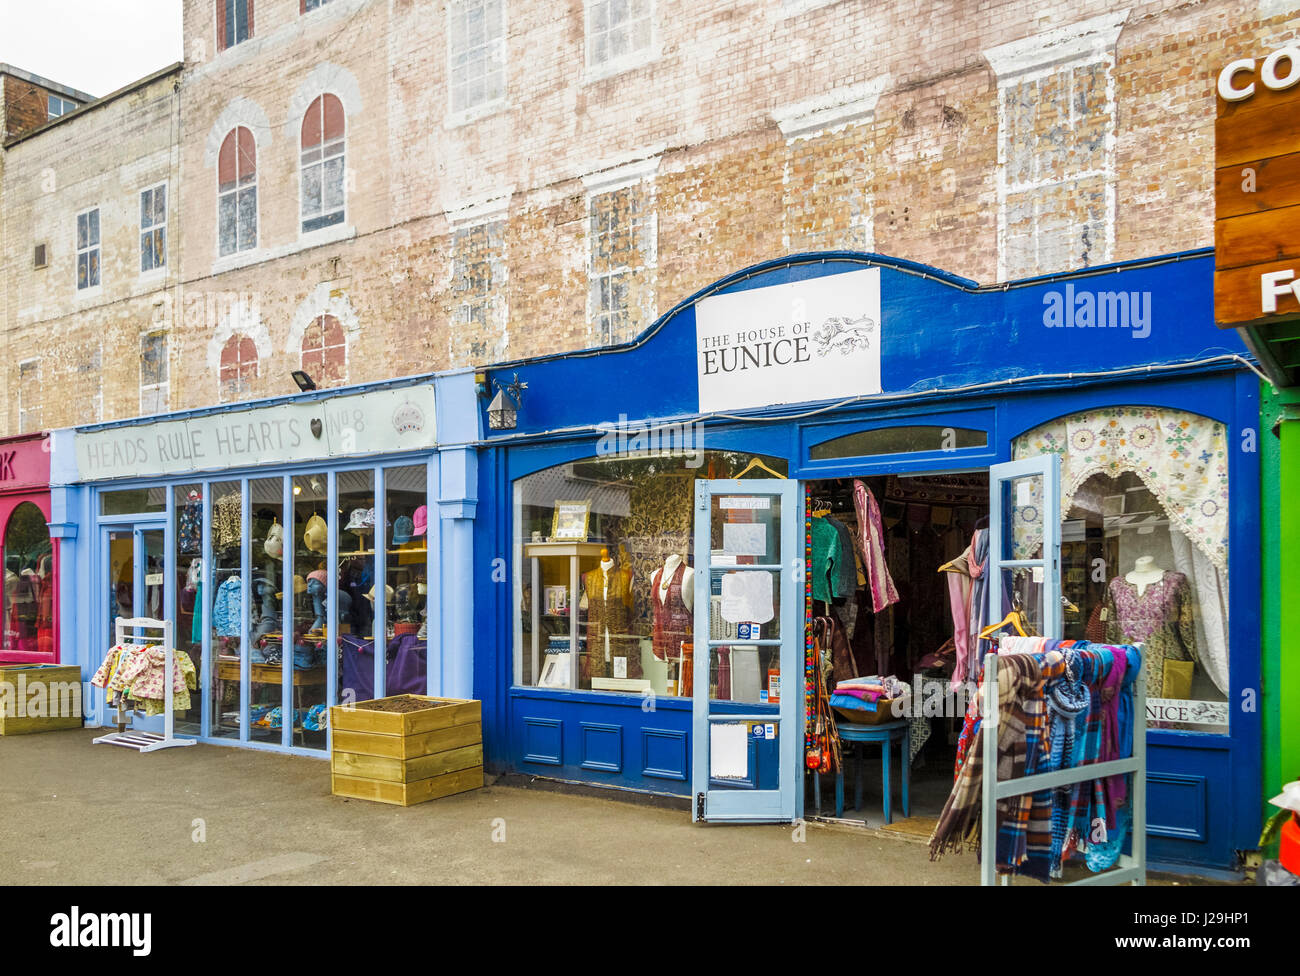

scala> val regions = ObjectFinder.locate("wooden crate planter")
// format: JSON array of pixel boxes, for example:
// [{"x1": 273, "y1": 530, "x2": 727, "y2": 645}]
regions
[
  {"x1": 329, "y1": 695, "x2": 483, "y2": 806},
  {"x1": 0, "y1": 664, "x2": 84, "y2": 735}
]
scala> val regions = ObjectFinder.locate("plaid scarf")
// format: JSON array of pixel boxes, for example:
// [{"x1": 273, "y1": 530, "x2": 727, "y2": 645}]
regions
[{"x1": 929, "y1": 653, "x2": 1042, "y2": 862}]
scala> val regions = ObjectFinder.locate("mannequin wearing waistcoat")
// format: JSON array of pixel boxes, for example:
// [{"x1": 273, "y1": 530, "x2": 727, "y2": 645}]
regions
[
  {"x1": 583, "y1": 549, "x2": 639, "y2": 680},
  {"x1": 650, "y1": 555, "x2": 694, "y2": 663}
]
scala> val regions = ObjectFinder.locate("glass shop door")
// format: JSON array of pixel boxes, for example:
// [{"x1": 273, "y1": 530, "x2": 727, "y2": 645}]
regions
[
  {"x1": 102, "y1": 522, "x2": 168, "y2": 724},
  {"x1": 987, "y1": 455, "x2": 1063, "y2": 640},
  {"x1": 691, "y1": 478, "x2": 800, "y2": 823}
]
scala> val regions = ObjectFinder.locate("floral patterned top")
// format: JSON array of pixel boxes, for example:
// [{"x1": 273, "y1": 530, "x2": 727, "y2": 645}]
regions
[{"x1": 1104, "y1": 572, "x2": 1196, "y2": 697}]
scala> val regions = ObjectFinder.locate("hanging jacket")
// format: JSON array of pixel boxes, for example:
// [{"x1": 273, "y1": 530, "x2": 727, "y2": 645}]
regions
[{"x1": 212, "y1": 576, "x2": 242, "y2": 636}]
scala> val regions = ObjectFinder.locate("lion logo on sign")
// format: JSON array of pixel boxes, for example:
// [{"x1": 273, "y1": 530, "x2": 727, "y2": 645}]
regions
[{"x1": 810, "y1": 314, "x2": 876, "y2": 358}]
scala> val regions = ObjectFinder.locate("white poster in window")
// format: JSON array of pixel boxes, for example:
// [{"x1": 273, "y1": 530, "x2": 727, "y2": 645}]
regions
[
  {"x1": 710, "y1": 722, "x2": 749, "y2": 779},
  {"x1": 720, "y1": 571, "x2": 774, "y2": 624},
  {"x1": 696, "y1": 267, "x2": 882, "y2": 413},
  {"x1": 723, "y1": 522, "x2": 767, "y2": 557}
]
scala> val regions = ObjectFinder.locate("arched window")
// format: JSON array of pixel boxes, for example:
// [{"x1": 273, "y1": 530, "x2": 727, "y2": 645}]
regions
[
  {"x1": 301, "y1": 94, "x2": 345, "y2": 233},
  {"x1": 3, "y1": 502, "x2": 53, "y2": 657},
  {"x1": 300, "y1": 314, "x2": 347, "y2": 387},
  {"x1": 219, "y1": 334, "x2": 259, "y2": 400},
  {"x1": 218, "y1": 126, "x2": 257, "y2": 256}
]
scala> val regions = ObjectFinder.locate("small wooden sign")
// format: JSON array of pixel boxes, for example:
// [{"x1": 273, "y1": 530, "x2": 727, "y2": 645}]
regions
[{"x1": 1214, "y1": 46, "x2": 1300, "y2": 328}]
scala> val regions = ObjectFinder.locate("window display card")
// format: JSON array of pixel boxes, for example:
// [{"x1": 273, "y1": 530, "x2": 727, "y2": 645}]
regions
[
  {"x1": 720, "y1": 571, "x2": 774, "y2": 624},
  {"x1": 723, "y1": 522, "x2": 767, "y2": 557},
  {"x1": 710, "y1": 721, "x2": 748, "y2": 779}
]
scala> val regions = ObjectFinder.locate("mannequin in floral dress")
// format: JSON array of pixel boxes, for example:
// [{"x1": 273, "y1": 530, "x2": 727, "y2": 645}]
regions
[{"x1": 1103, "y1": 555, "x2": 1196, "y2": 697}]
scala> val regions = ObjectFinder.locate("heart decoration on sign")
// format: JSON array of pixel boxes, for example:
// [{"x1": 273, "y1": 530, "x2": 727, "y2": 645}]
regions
[{"x1": 310, "y1": 418, "x2": 323, "y2": 439}]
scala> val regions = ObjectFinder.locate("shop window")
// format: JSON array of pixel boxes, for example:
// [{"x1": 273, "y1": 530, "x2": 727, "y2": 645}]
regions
[
  {"x1": 2, "y1": 502, "x2": 54, "y2": 657},
  {"x1": 585, "y1": 0, "x2": 652, "y2": 71},
  {"x1": 383, "y1": 465, "x2": 429, "y2": 695},
  {"x1": 1013, "y1": 406, "x2": 1230, "y2": 732},
  {"x1": 139, "y1": 183, "x2": 167, "y2": 273},
  {"x1": 139, "y1": 331, "x2": 169, "y2": 416},
  {"x1": 17, "y1": 359, "x2": 41, "y2": 434},
  {"x1": 99, "y1": 487, "x2": 167, "y2": 516},
  {"x1": 217, "y1": 0, "x2": 253, "y2": 51},
  {"x1": 448, "y1": 0, "x2": 506, "y2": 115},
  {"x1": 76, "y1": 207, "x2": 100, "y2": 290},
  {"x1": 810, "y1": 425, "x2": 987, "y2": 461},
  {"x1": 219, "y1": 334, "x2": 260, "y2": 401},
  {"x1": 589, "y1": 183, "x2": 656, "y2": 346},
  {"x1": 336, "y1": 468, "x2": 376, "y2": 702},
  {"x1": 300, "y1": 314, "x2": 347, "y2": 388},
  {"x1": 218, "y1": 126, "x2": 257, "y2": 256},
  {"x1": 300, "y1": 94, "x2": 345, "y2": 234},
  {"x1": 513, "y1": 450, "x2": 787, "y2": 695},
  {"x1": 451, "y1": 219, "x2": 507, "y2": 365},
  {"x1": 287, "y1": 475, "x2": 328, "y2": 746},
  {"x1": 208, "y1": 481, "x2": 244, "y2": 739},
  {"x1": 172, "y1": 485, "x2": 203, "y2": 734}
]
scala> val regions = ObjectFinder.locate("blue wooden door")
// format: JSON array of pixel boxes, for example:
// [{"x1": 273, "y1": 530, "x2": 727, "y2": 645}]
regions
[
  {"x1": 987, "y1": 455, "x2": 1063, "y2": 639},
  {"x1": 691, "y1": 479, "x2": 800, "y2": 823}
]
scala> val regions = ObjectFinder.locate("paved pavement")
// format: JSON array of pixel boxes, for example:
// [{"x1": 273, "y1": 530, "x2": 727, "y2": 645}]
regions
[{"x1": 0, "y1": 729, "x2": 987, "y2": 885}]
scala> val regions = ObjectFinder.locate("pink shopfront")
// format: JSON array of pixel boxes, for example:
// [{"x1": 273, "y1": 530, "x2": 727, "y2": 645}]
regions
[{"x1": 0, "y1": 433, "x2": 58, "y2": 664}]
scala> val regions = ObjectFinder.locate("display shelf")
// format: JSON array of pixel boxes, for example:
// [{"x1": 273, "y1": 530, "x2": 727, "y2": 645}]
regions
[{"x1": 526, "y1": 541, "x2": 605, "y2": 690}]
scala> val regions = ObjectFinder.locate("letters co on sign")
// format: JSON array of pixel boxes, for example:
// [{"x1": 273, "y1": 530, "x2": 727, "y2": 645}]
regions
[{"x1": 1213, "y1": 45, "x2": 1300, "y2": 328}]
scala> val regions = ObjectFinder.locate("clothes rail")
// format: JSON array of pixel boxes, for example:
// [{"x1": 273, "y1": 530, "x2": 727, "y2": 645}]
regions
[
  {"x1": 92, "y1": 616, "x2": 198, "y2": 753},
  {"x1": 979, "y1": 648, "x2": 1146, "y2": 886}
]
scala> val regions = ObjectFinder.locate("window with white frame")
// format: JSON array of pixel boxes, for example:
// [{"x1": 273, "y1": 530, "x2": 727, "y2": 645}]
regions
[
  {"x1": 140, "y1": 331, "x2": 169, "y2": 415},
  {"x1": 140, "y1": 183, "x2": 167, "y2": 272},
  {"x1": 302, "y1": 0, "x2": 335, "y2": 11},
  {"x1": 76, "y1": 207, "x2": 100, "y2": 290},
  {"x1": 47, "y1": 94, "x2": 77, "y2": 119},
  {"x1": 301, "y1": 94, "x2": 346, "y2": 233},
  {"x1": 985, "y1": 14, "x2": 1124, "y2": 280},
  {"x1": 451, "y1": 218, "x2": 507, "y2": 364},
  {"x1": 448, "y1": 0, "x2": 506, "y2": 115},
  {"x1": 78, "y1": 346, "x2": 103, "y2": 425},
  {"x1": 17, "y1": 360, "x2": 41, "y2": 433},
  {"x1": 218, "y1": 0, "x2": 252, "y2": 51},
  {"x1": 218, "y1": 127, "x2": 258, "y2": 256},
  {"x1": 588, "y1": 182, "x2": 656, "y2": 346},
  {"x1": 586, "y1": 0, "x2": 652, "y2": 70}
]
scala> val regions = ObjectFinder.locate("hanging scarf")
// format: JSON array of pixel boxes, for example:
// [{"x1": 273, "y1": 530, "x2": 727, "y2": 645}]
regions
[
  {"x1": 929, "y1": 652, "x2": 1042, "y2": 861},
  {"x1": 1045, "y1": 649, "x2": 1091, "y2": 877},
  {"x1": 852, "y1": 480, "x2": 900, "y2": 613}
]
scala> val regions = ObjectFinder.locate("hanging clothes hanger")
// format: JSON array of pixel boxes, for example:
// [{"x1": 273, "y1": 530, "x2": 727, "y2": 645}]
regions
[
  {"x1": 979, "y1": 607, "x2": 1031, "y2": 639},
  {"x1": 938, "y1": 548, "x2": 971, "y2": 574},
  {"x1": 734, "y1": 456, "x2": 783, "y2": 479}
]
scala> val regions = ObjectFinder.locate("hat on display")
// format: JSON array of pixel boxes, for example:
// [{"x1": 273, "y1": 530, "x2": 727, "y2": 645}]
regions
[
  {"x1": 276, "y1": 575, "x2": 309, "y2": 599},
  {"x1": 304, "y1": 514, "x2": 328, "y2": 554},
  {"x1": 264, "y1": 522, "x2": 284, "y2": 560},
  {"x1": 412, "y1": 505, "x2": 427, "y2": 537},
  {"x1": 364, "y1": 584, "x2": 395, "y2": 603},
  {"x1": 345, "y1": 507, "x2": 373, "y2": 532},
  {"x1": 393, "y1": 516, "x2": 414, "y2": 545},
  {"x1": 307, "y1": 569, "x2": 329, "y2": 587},
  {"x1": 1270, "y1": 780, "x2": 1300, "y2": 813}
]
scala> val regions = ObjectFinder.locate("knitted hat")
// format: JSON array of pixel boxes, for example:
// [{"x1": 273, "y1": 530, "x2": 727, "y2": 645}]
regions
[{"x1": 413, "y1": 504, "x2": 427, "y2": 537}]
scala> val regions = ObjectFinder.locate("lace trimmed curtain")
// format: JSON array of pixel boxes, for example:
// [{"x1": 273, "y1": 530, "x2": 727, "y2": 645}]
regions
[{"x1": 1011, "y1": 406, "x2": 1229, "y2": 571}]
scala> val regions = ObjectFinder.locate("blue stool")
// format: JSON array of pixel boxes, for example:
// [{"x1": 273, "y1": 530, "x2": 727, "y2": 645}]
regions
[{"x1": 835, "y1": 720, "x2": 910, "y2": 824}]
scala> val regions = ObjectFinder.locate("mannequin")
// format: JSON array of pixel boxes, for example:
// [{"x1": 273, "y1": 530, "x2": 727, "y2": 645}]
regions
[
  {"x1": 1125, "y1": 555, "x2": 1164, "y2": 597},
  {"x1": 583, "y1": 547, "x2": 638, "y2": 679},
  {"x1": 650, "y1": 554, "x2": 694, "y2": 663}
]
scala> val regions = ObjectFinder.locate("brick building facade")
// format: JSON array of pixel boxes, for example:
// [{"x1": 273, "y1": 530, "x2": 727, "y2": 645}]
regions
[{"x1": 1, "y1": 0, "x2": 1297, "y2": 432}]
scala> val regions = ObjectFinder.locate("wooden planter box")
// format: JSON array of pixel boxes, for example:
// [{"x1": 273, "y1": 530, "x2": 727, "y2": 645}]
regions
[
  {"x1": 329, "y1": 695, "x2": 483, "y2": 806},
  {"x1": 0, "y1": 664, "x2": 84, "y2": 735}
]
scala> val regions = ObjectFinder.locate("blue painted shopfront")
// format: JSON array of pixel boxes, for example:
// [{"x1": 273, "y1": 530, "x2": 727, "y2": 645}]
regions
[
  {"x1": 48, "y1": 370, "x2": 480, "y2": 758},
  {"x1": 474, "y1": 249, "x2": 1261, "y2": 871}
]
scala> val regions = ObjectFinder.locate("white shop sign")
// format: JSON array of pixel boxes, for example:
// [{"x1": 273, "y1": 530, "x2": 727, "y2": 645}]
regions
[
  {"x1": 75, "y1": 384, "x2": 437, "y2": 482},
  {"x1": 695, "y1": 267, "x2": 882, "y2": 413},
  {"x1": 1146, "y1": 698, "x2": 1230, "y2": 728}
]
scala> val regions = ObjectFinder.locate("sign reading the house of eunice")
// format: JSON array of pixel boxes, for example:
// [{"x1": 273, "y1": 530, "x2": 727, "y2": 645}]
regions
[{"x1": 1214, "y1": 44, "x2": 1300, "y2": 328}]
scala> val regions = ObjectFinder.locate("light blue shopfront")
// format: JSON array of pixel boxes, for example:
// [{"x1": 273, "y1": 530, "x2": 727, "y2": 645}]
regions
[{"x1": 49, "y1": 371, "x2": 480, "y2": 757}]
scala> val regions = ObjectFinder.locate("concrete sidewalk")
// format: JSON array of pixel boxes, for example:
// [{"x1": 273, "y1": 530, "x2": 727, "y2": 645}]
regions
[{"x1": 0, "y1": 729, "x2": 987, "y2": 885}]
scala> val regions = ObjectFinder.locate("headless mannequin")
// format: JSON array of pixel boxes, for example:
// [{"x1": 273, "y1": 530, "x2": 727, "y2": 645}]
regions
[
  {"x1": 657, "y1": 554, "x2": 695, "y2": 612},
  {"x1": 582, "y1": 548, "x2": 636, "y2": 679},
  {"x1": 1126, "y1": 555, "x2": 1164, "y2": 597}
]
